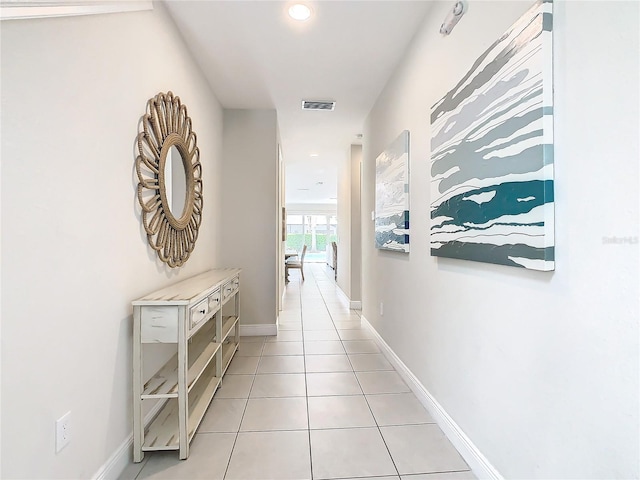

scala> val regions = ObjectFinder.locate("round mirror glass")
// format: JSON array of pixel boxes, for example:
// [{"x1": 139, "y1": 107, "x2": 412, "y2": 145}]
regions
[{"x1": 164, "y1": 145, "x2": 188, "y2": 219}]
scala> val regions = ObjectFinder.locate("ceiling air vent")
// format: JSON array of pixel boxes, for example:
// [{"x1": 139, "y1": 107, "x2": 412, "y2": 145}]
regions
[{"x1": 302, "y1": 100, "x2": 336, "y2": 111}]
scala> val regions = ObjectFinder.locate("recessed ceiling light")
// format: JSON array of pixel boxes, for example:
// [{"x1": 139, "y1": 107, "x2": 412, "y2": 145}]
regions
[
  {"x1": 289, "y1": 4, "x2": 312, "y2": 21},
  {"x1": 310, "y1": 153, "x2": 319, "y2": 157}
]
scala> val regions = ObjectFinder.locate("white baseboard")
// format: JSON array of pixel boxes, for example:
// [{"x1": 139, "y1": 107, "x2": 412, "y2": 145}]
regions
[
  {"x1": 240, "y1": 323, "x2": 277, "y2": 336},
  {"x1": 360, "y1": 315, "x2": 503, "y2": 480},
  {"x1": 92, "y1": 400, "x2": 165, "y2": 480}
]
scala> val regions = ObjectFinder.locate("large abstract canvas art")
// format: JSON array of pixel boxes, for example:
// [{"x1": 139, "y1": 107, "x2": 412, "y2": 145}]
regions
[
  {"x1": 430, "y1": 0, "x2": 554, "y2": 271},
  {"x1": 375, "y1": 130, "x2": 410, "y2": 252}
]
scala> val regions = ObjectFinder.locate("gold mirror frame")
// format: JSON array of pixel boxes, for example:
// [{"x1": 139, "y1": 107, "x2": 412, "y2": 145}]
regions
[{"x1": 136, "y1": 92, "x2": 203, "y2": 268}]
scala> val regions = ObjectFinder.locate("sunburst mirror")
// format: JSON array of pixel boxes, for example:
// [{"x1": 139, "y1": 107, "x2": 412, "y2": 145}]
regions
[{"x1": 135, "y1": 91, "x2": 203, "y2": 268}]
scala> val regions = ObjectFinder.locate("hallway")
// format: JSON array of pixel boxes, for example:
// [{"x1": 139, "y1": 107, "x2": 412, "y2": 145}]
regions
[{"x1": 122, "y1": 264, "x2": 475, "y2": 480}]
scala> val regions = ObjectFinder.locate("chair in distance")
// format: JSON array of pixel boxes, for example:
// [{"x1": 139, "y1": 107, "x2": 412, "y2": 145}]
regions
[
  {"x1": 331, "y1": 241, "x2": 337, "y2": 281},
  {"x1": 286, "y1": 245, "x2": 307, "y2": 282}
]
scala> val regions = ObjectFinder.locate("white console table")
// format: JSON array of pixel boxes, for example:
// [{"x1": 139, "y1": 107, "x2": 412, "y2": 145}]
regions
[{"x1": 132, "y1": 268, "x2": 241, "y2": 462}]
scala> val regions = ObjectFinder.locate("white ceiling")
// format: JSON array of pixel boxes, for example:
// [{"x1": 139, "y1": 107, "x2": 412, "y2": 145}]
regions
[{"x1": 163, "y1": 0, "x2": 434, "y2": 205}]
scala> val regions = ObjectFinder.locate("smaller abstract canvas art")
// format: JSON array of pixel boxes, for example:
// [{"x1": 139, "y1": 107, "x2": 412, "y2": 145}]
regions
[{"x1": 375, "y1": 130, "x2": 410, "y2": 252}]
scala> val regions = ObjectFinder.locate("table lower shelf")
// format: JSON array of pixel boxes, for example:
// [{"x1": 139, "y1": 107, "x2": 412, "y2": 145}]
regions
[
  {"x1": 142, "y1": 363, "x2": 221, "y2": 451},
  {"x1": 221, "y1": 340, "x2": 239, "y2": 376},
  {"x1": 141, "y1": 343, "x2": 220, "y2": 399},
  {"x1": 221, "y1": 315, "x2": 239, "y2": 342}
]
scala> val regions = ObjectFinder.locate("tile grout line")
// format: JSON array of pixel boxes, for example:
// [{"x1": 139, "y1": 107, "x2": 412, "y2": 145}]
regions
[
  {"x1": 221, "y1": 338, "x2": 262, "y2": 479},
  {"x1": 297, "y1": 273, "x2": 315, "y2": 480},
  {"x1": 345, "y1": 347, "x2": 402, "y2": 479},
  {"x1": 131, "y1": 453, "x2": 149, "y2": 480},
  {"x1": 317, "y1": 267, "x2": 402, "y2": 480}
]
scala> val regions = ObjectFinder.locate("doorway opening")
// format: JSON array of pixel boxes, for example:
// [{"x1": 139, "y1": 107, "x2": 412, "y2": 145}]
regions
[{"x1": 286, "y1": 213, "x2": 337, "y2": 263}]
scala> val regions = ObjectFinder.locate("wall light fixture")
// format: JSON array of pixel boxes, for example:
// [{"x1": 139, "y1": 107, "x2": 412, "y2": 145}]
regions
[{"x1": 440, "y1": 1, "x2": 467, "y2": 35}]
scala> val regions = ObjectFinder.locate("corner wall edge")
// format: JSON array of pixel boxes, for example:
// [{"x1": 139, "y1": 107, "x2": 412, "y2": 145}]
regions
[
  {"x1": 1, "y1": 1, "x2": 153, "y2": 21},
  {"x1": 240, "y1": 323, "x2": 277, "y2": 337}
]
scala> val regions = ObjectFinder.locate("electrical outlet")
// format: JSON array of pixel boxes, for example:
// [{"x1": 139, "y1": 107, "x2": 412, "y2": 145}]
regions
[
  {"x1": 379, "y1": 302, "x2": 384, "y2": 316},
  {"x1": 56, "y1": 411, "x2": 71, "y2": 453}
]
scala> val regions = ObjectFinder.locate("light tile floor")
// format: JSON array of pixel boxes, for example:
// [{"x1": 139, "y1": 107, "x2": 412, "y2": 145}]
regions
[{"x1": 121, "y1": 264, "x2": 475, "y2": 480}]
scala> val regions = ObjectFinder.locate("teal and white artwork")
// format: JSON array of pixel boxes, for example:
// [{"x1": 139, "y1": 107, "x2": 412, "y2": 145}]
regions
[
  {"x1": 430, "y1": 0, "x2": 554, "y2": 271},
  {"x1": 375, "y1": 130, "x2": 410, "y2": 252}
]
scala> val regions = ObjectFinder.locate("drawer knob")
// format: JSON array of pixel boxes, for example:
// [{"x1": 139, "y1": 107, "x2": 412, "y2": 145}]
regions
[{"x1": 199, "y1": 309, "x2": 206, "y2": 314}]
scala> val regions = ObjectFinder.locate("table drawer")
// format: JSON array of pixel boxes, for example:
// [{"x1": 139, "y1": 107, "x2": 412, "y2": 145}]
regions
[
  {"x1": 190, "y1": 297, "x2": 209, "y2": 329},
  {"x1": 222, "y1": 276, "x2": 240, "y2": 302},
  {"x1": 208, "y1": 289, "x2": 221, "y2": 314}
]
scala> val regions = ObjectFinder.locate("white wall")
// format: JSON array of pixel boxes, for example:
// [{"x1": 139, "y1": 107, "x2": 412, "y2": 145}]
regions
[
  {"x1": 337, "y1": 144, "x2": 362, "y2": 302},
  {"x1": 349, "y1": 145, "x2": 362, "y2": 303},
  {"x1": 0, "y1": 5, "x2": 224, "y2": 478},
  {"x1": 279, "y1": 147, "x2": 286, "y2": 311},
  {"x1": 221, "y1": 109, "x2": 278, "y2": 328},
  {"x1": 362, "y1": 1, "x2": 639, "y2": 478},
  {"x1": 337, "y1": 147, "x2": 352, "y2": 296}
]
